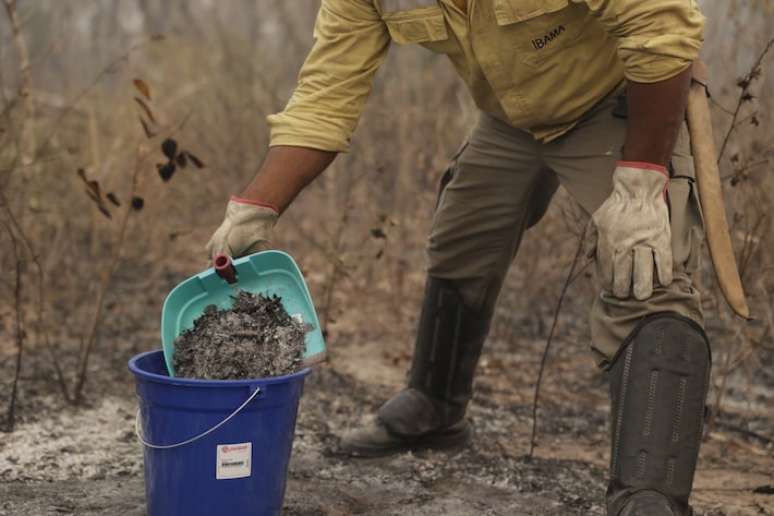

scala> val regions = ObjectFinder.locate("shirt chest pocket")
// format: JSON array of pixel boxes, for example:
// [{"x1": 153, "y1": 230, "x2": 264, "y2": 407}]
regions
[
  {"x1": 493, "y1": 0, "x2": 585, "y2": 66},
  {"x1": 378, "y1": 1, "x2": 450, "y2": 45}
]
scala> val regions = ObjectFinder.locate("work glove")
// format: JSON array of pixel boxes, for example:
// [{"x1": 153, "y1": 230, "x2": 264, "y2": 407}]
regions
[
  {"x1": 590, "y1": 162, "x2": 673, "y2": 300},
  {"x1": 206, "y1": 197, "x2": 279, "y2": 259}
]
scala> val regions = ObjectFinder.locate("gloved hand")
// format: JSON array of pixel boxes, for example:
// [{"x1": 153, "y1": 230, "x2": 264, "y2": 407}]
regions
[
  {"x1": 206, "y1": 197, "x2": 279, "y2": 259},
  {"x1": 591, "y1": 162, "x2": 673, "y2": 300}
]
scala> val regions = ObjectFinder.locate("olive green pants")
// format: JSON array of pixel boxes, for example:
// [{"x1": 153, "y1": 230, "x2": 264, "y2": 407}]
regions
[{"x1": 427, "y1": 94, "x2": 705, "y2": 365}]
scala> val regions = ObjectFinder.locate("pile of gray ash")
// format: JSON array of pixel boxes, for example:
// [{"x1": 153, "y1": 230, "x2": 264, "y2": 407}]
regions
[{"x1": 173, "y1": 291, "x2": 306, "y2": 380}]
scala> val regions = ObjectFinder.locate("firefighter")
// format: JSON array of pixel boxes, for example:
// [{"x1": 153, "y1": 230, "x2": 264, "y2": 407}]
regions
[{"x1": 207, "y1": 2, "x2": 710, "y2": 514}]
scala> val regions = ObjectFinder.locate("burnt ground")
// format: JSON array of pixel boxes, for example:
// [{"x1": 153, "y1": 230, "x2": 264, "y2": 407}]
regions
[{"x1": 1, "y1": 271, "x2": 773, "y2": 515}]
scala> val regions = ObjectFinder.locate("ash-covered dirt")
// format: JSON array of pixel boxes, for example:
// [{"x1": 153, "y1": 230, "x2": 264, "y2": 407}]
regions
[
  {"x1": 172, "y1": 291, "x2": 306, "y2": 380},
  {"x1": 1, "y1": 270, "x2": 773, "y2": 515}
]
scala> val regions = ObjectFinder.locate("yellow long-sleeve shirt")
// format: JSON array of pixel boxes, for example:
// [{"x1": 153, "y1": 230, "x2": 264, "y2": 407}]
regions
[{"x1": 267, "y1": 0, "x2": 704, "y2": 151}]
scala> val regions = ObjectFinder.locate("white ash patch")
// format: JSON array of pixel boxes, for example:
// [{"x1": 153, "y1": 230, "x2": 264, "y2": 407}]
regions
[{"x1": 0, "y1": 396, "x2": 142, "y2": 482}]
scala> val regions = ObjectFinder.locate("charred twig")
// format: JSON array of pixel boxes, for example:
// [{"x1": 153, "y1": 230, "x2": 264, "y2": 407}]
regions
[
  {"x1": 721, "y1": 156, "x2": 773, "y2": 182},
  {"x1": 2, "y1": 221, "x2": 24, "y2": 432},
  {"x1": 717, "y1": 36, "x2": 774, "y2": 163},
  {"x1": 737, "y1": 213, "x2": 767, "y2": 281},
  {"x1": 706, "y1": 335, "x2": 736, "y2": 438},
  {"x1": 318, "y1": 162, "x2": 367, "y2": 332},
  {"x1": 71, "y1": 108, "x2": 194, "y2": 402},
  {"x1": 72, "y1": 151, "x2": 142, "y2": 403},
  {"x1": 702, "y1": 36, "x2": 774, "y2": 435},
  {"x1": 716, "y1": 419, "x2": 773, "y2": 446},
  {"x1": 319, "y1": 206, "x2": 351, "y2": 332},
  {"x1": 283, "y1": 216, "x2": 354, "y2": 282},
  {"x1": 708, "y1": 354, "x2": 758, "y2": 440},
  {"x1": 232, "y1": 331, "x2": 261, "y2": 338},
  {"x1": 714, "y1": 324, "x2": 769, "y2": 380},
  {"x1": 0, "y1": 188, "x2": 70, "y2": 402},
  {"x1": 528, "y1": 226, "x2": 589, "y2": 457},
  {"x1": 709, "y1": 96, "x2": 736, "y2": 117}
]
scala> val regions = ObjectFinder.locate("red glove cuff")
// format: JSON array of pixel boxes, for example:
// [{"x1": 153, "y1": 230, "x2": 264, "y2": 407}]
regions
[
  {"x1": 616, "y1": 161, "x2": 669, "y2": 199},
  {"x1": 617, "y1": 160, "x2": 668, "y2": 178},
  {"x1": 230, "y1": 196, "x2": 279, "y2": 214}
]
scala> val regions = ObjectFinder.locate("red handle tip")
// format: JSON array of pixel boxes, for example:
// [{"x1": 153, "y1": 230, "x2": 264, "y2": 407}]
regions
[{"x1": 213, "y1": 254, "x2": 237, "y2": 284}]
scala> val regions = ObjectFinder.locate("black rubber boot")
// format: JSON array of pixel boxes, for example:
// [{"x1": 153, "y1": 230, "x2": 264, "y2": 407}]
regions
[
  {"x1": 339, "y1": 277, "x2": 490, "y2": 457},
  {"x1": 606, "y1": 313, "x2": 711, "y2": 516}
]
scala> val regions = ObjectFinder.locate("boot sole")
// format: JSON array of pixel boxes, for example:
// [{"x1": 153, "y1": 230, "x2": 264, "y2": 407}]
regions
[{"x1": 342, "y1": 421, "x2": 472, "y2": 458}]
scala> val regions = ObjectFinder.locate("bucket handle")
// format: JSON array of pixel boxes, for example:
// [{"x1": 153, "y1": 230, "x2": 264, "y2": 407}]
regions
[{"x1": 135, "y1": 386, "x2": 262, "y2": 450}]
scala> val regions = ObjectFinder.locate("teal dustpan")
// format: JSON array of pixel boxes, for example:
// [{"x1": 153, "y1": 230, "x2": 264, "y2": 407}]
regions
[{"x1": 161, "y1": 250, "x2": 326, "y2": 377}]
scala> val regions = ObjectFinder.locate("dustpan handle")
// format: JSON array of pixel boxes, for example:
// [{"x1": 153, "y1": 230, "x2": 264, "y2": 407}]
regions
[
  {"x1": 135, "y1": 386, "x2": 262, "y2": 449},
  {"x1": 213, "y1": 254, "x2": 237, "y2": 284}
]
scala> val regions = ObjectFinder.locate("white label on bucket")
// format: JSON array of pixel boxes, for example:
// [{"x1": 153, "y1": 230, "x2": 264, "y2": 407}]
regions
[{"x1": 216, "y1": 442, "x2": 252, "y2": 480}]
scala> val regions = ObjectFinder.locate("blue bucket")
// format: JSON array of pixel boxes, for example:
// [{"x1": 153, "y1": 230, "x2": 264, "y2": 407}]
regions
[{"x1": 129, "y1": 350, "x2": 309, "y2": 516}]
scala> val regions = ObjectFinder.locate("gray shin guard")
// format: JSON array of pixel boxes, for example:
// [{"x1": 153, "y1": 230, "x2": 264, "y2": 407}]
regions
[
  {"x1": 378, "y1": 277, "x2": 490, "y2": 436},
  {"x1": 607, "y1": 314, "x2": 711, "y2": 516}
]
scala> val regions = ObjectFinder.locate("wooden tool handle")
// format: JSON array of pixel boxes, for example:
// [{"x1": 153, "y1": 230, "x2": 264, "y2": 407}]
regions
[{"x1": 685, "y1": 63, "x2": 751, "y2": 319}]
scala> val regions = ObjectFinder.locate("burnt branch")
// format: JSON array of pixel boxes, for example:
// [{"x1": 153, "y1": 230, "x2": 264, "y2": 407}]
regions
[
  {"x1": 529, "y1": 225, "x2": 590, "y2": 457},
  {"x1": 0, "y1": 188, "x2": 70, "y2": 403},
  {"x1": 2, "y1": 221, "x2": 24, "y2": 433},
  {"x1": 717, "y1": 36, "x2": 774, "y2": 164}
]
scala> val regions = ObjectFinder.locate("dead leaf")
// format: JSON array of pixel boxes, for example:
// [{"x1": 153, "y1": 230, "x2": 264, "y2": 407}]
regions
[
  {"x1": 133, "y1": 79, "x2": 152, "y2": 100},
  {"x1": 184, "y1": 151, "x2": 205, "y2": 168},
  {"x1": 97, "y1": 205, "x2": 112, "y2": 219},
  {"x1": 161, "y1": 138, "x2": 178, "y2": 160},
  {"x1": 157, "y1": 162, "x2": 176, "y2": 182},
  {"x1": 77, "y1": 168, "x2": 100, "y2": 202},
  {"x1": 133, "y1": 97, "x2": 156, "y2": 124},
  {"x1": 139, "y1": 117, "x2": 156, "y2": 139},
  {"x1": 106, "y1": 192, "x2": 121, "y2": 206},
  {"x1": 76, "y1": 168, "x2": 112, "y2": 219}
]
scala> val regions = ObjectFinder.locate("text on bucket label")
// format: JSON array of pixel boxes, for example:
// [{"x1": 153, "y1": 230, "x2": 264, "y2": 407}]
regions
[{"x1": 216, "y1": 442, "x2": 252, "y2": 480}]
